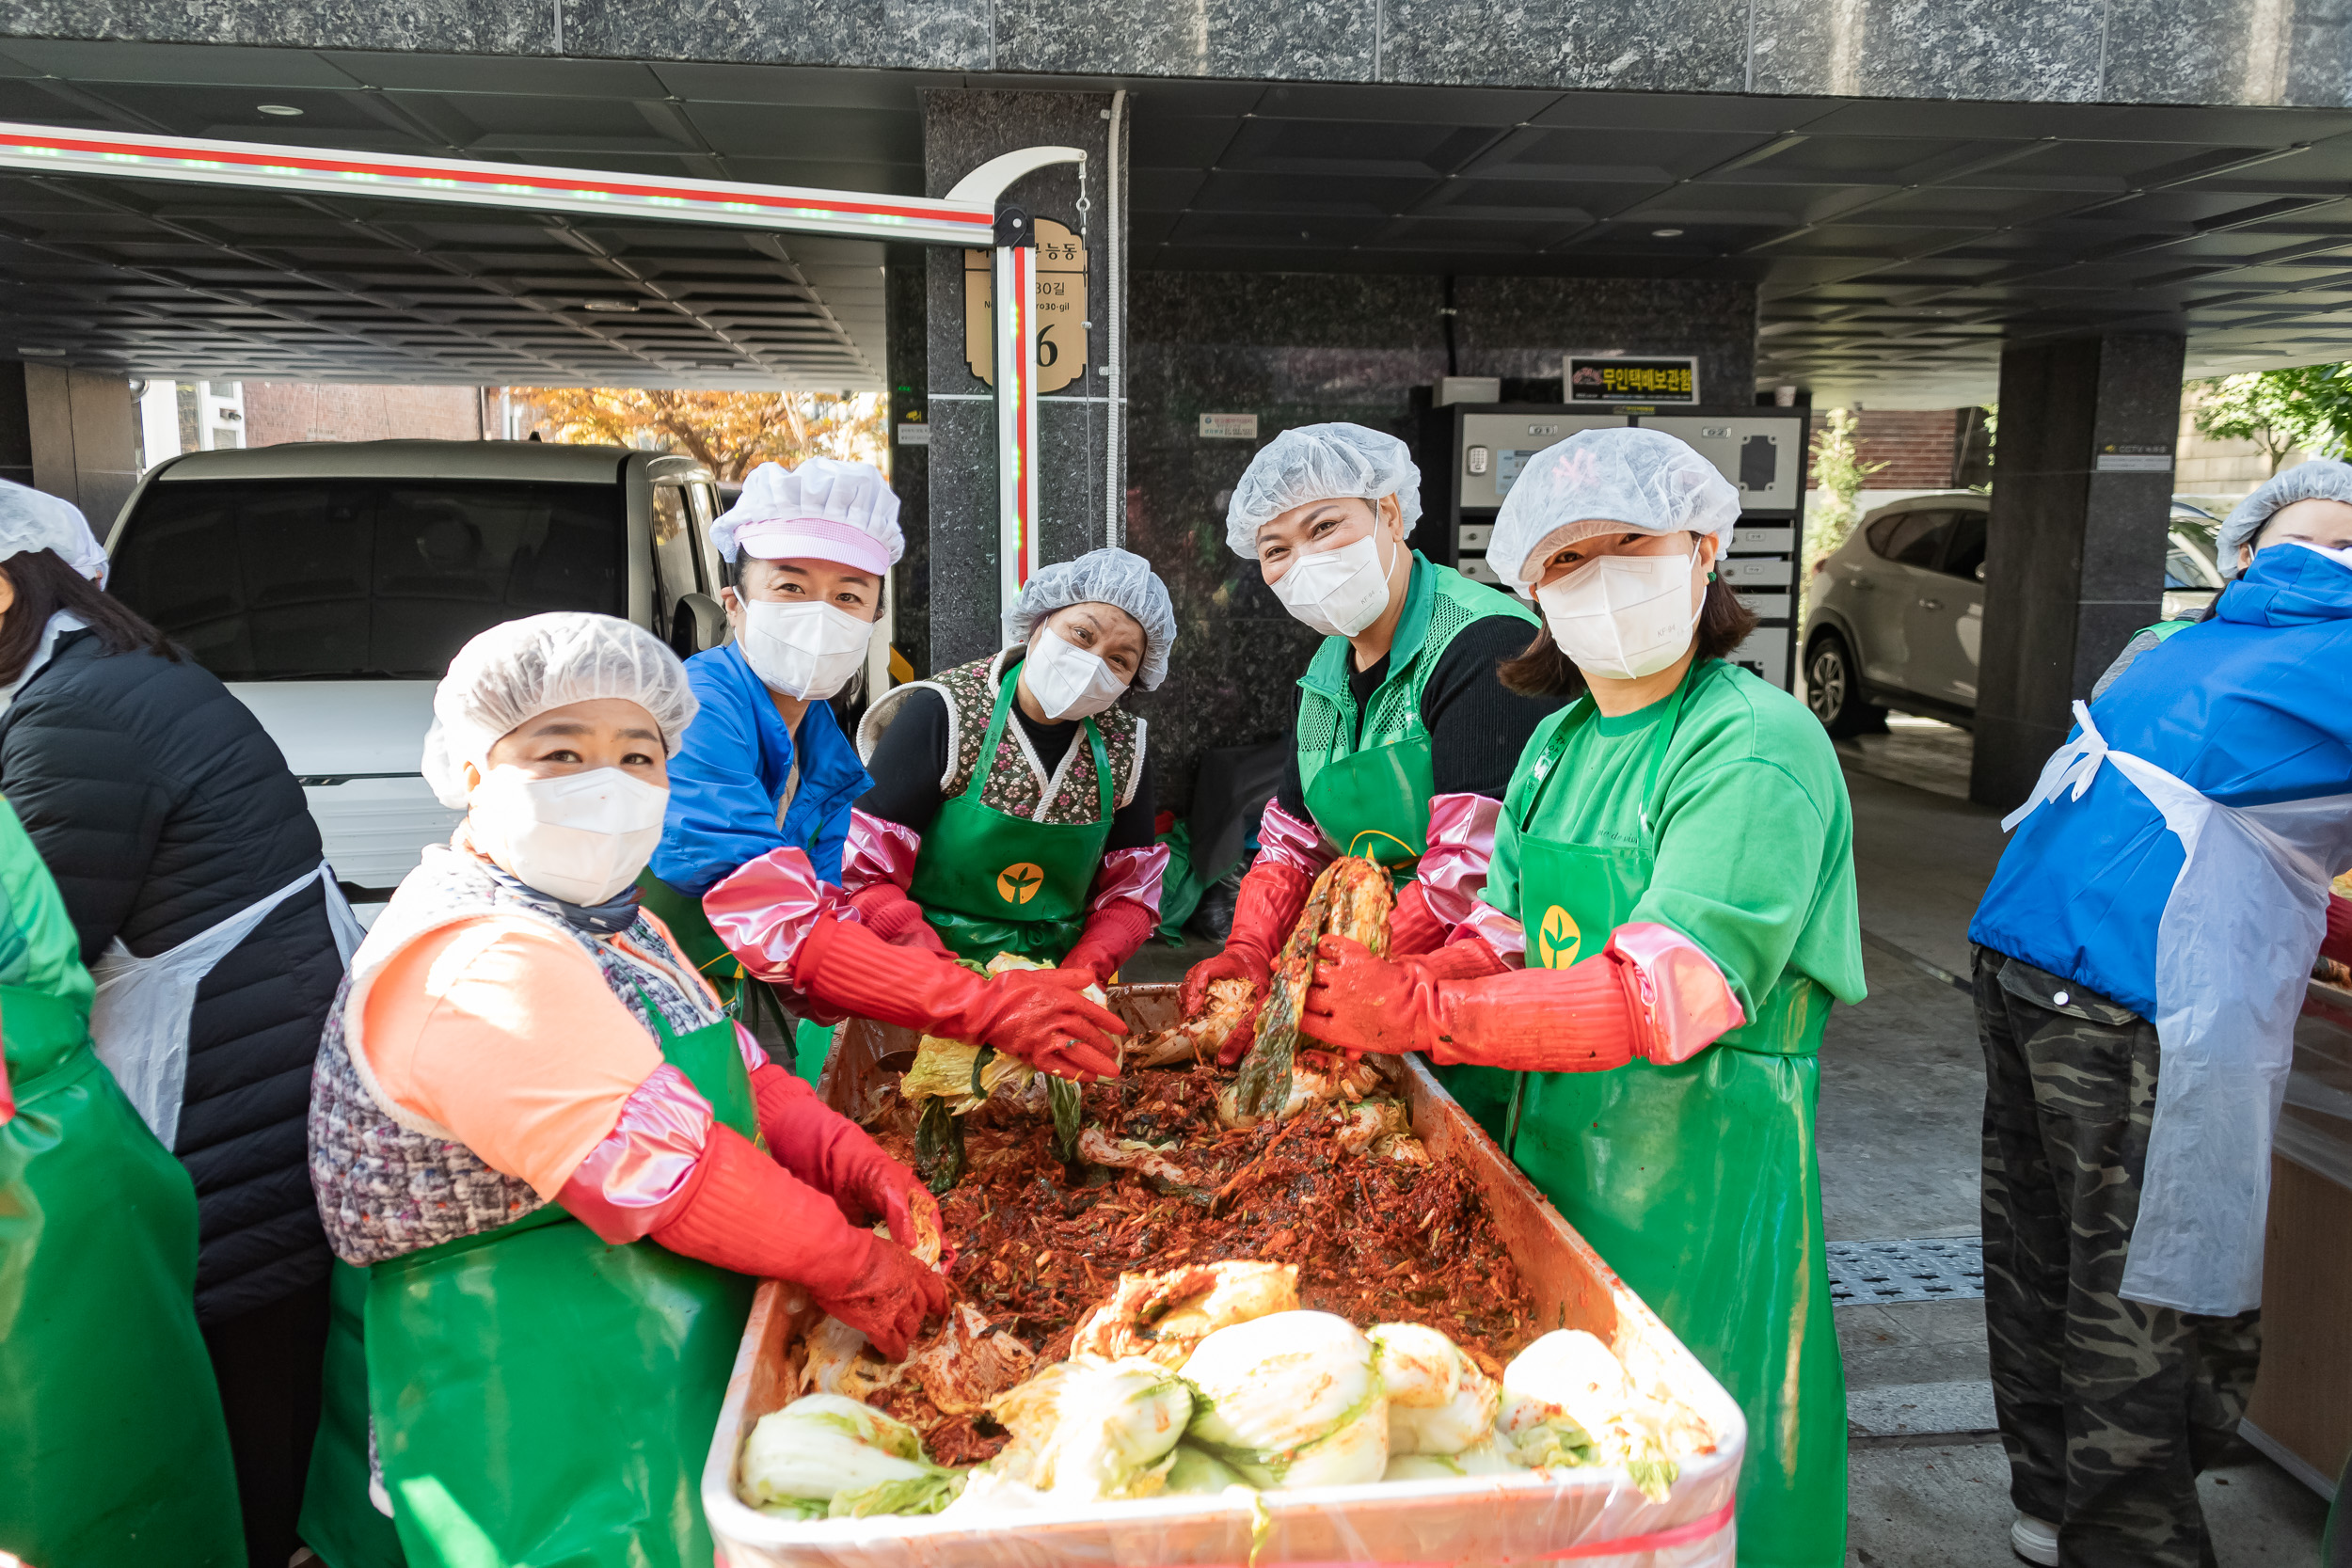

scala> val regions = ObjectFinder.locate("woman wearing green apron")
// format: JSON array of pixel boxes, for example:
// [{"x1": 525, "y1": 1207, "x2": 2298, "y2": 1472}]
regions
[
  {"x1": 834, "y1": 547, "x2": 1176, "y2": 994},
  {"x1": 1298, "y1": 428, "x2": 1866, "y2": 1568},
  {"x1": 1, "y1": 797, "x2": 244, "y2": 1568},
  {"x1": 299, "y1": 613, "x2": 947, "y2": 1568},
  {"x1": 643, "y1": 458, "x2": 898, "y2": 1084},
  {"x1": 1181, "y1": 422, "x2": 1564, "y2": 1062}
]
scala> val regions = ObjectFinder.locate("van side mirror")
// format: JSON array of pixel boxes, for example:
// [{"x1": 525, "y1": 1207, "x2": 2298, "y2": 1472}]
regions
[{"x1": 674, "y1": 592, "x2": 729, "y2": 657}]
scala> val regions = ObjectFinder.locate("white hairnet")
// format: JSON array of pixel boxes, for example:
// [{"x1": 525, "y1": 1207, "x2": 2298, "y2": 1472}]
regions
[
  {"x1": 1223, "y1": 422, "x2": 1422, "y2": 558},
  {"x1": 1003, "y1": 547, "x2": 1178, "y2": 691},
  {"x1": 2218, "y1": 459, "x2": 2352, "y2": 577},
  {"x1": 0, "y1": 479, "x2": 110, "y2": 586},
  {"x1": 422, "y1": 612, "x2": 699, "y2": 808},
  {"x1": 1486, "y1": 427, "x2": 1741, "y2": 595},
  {"x1": 711, "y1": 457, "x2": 903, "y2": 574}
]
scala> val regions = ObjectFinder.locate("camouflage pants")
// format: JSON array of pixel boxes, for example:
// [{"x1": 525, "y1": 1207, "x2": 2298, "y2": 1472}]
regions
[{"x1": 1973, "y1": 946, "x2": 2264, "y2": 1568}]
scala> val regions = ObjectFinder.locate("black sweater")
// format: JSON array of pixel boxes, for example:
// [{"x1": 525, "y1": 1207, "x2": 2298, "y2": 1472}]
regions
[{"x1": 0, "y1": 630, "x2": 344, "y2": 1323}]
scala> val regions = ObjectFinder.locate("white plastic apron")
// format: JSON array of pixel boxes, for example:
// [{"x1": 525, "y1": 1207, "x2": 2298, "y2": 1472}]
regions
[
  {"x1": 89, "y1": 862, "x2": 367, "y2": 1147},
  {"x1": 2005, "y1": 700, "x2": 2352, "y2": 1314}
]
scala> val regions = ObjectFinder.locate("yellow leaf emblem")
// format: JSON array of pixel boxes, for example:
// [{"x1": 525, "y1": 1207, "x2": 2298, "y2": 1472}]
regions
[
  {"x1": 1536, "y1": 906, "x2": 1581, "y2": 969},
  {"x1": 996, "y1": 862, "x2": 1045, "y2": 905}
]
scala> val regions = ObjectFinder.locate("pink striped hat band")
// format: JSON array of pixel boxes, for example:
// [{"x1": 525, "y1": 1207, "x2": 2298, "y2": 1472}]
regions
[{"x1": 731, "y1": 515, "x2": 895, "y2": 575}]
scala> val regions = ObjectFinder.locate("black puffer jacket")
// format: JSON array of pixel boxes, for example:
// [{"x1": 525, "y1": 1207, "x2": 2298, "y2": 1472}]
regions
[{"x1": 0, "y1": 629, "x2": 343, "y2": 1323}]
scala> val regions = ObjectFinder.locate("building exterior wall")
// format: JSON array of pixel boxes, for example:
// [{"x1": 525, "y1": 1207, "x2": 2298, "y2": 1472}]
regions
[
  {"x1": 242, "y1": 383, "x2": 485, "y2": 447},
  {"x1": 1850, "y1": 409, "x2": 1963, "y2": 490},
  {"x1": 14, "y1": 3, "x2": 2352, "y2": 109},
  {"x1": 2172, "y1": 388, "x2": 2311, "y2": 502}
]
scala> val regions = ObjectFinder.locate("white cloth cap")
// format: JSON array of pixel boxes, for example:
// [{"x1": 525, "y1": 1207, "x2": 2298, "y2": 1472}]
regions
[
  {"x1": 0, "y1": 479, "x2": 110, "y2": 586},
  {"x1": 422, "y1": 612, "x2": 699, "y2": 808},
  {"x1": 1486, "y1": 427, "x2": 1741, "y2": 595},
  {"x1": 1002, "y1": 547, "x2": 1179, "y2": 691},
  {"x1": 1223, "y1": 422, "x2": 1422, "y2": 558},
  {"x1": 711, "y1": 458, "x2": 903, "y2": 576},
  {"x1": 2218, "y1": 458, "x2": 2352, "y2": 578}
]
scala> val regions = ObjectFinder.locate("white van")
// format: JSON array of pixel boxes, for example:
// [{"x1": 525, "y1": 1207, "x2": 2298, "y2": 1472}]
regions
[{"x1": 105, "y1": 440, "x2": 733, "y2": 915}]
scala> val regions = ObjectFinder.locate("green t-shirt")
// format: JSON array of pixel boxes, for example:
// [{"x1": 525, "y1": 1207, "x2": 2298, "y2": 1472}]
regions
[{"x1": 1482, "y1": 660, "x2": 1867, "y2": 1018}]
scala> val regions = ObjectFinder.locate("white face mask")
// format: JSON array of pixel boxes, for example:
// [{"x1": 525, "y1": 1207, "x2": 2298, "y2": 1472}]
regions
[
  {"x1": 1534, "y1": 547, "x2": 1704, "y2": 681},
  {"x1": 468, "y1": 766, "x2": 670, "y2": 907},
  {"x1": 1022, "y1": 624, "x2": 1132, "y2": 721},
  {"x1": 737, "y1": 597, "x2": 873, "y2": 700},
  {"x1": 1268, "y1": 526, "x2": 1396, "y2": 639}
]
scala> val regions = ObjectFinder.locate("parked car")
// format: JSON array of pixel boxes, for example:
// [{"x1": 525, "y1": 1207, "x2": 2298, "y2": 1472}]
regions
[
  {"x1": 105, "y1": 440, "x2": 731, "y2": 911},
  {"x1": 1801, "y1": 491, "x2": 2228, "y2": 736}
]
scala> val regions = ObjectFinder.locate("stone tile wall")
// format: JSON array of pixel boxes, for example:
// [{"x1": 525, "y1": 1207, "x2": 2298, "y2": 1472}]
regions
[
  {"x1": 24, "y1": 0, "x2": 2352, "y2": 108},
  {"x1": 1120, "y1": 267, "x2": 1756, "y2": 812}
]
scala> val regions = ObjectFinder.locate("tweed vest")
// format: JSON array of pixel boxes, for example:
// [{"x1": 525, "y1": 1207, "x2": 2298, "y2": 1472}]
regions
[
  {"x1": 861, "y1": 648, "x2": 1145, "y2": 827},
  {"x1": 307, "y1": 842, "x2": 723, "y2": 1267}
]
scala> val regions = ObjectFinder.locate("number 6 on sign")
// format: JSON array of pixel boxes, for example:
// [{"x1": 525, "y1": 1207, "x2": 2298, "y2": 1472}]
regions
[{"x1": 962, "y1": 218, "x2": 1089, "y2": 393}]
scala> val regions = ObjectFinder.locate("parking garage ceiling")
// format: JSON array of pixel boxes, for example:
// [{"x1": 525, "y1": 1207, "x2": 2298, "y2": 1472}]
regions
[{"x1": 8, "y1": 39, "x2": 2352, "y2": 402}]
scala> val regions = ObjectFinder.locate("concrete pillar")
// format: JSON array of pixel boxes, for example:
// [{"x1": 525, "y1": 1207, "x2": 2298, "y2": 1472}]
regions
[
  {"x1": 1968, "y1": 332, "x2": 2185, "y2": 812},
  {"x1": 920, "y1": 88, "x2": 1124, "y2": 673},
  {"x1": 1, "y1": 362, "x2": 141, "y2": 531}
]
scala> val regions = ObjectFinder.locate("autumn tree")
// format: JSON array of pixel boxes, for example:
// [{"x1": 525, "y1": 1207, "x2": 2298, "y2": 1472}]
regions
[{"x1": 508, "y1": 388, "x2": 887, "y2": 481}]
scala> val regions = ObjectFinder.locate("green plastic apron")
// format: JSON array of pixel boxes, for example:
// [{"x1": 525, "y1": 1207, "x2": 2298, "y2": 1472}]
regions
[
  {"x1": 639, "y1": 872, "x2": 833, "y2": 1084},
  {"x1": 0, "y1": 982, "x2": 244, "y2": 1568},
  {"x1": 1301, "y1": 724, "x2": 1437, "y2": 879},
  {"x1": 905, "y1": 665, "x2": 1114, "y2": 964},
  {"x1": 1438, "y1": 668, "x2": 1847, "y2": 1568},
  {"x1": 308, "y1": 993, "x2": 759, "y2": 1568}
]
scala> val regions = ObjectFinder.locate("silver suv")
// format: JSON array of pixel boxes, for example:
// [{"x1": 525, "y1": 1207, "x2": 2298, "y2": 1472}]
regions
[
  {"x1": 105, "y1": 440, "x2": 729, "y2": 906},
  {"x1": 1801, "y1": 492, "x2": 2225, "y2": 736}
]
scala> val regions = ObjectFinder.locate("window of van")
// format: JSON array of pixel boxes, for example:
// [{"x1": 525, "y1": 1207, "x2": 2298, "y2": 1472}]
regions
[{"x1": 109, "y1": 478, "x2": 627, "y2": 680}]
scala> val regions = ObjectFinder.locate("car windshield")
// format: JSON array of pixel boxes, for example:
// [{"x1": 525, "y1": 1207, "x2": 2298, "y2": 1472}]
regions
[
  {"x1": 2166, "y1": 521, "x2": 2224, "y2": 591},
  {"x1": 109, "y1": 477, "x2": 627, "y2": 680}
]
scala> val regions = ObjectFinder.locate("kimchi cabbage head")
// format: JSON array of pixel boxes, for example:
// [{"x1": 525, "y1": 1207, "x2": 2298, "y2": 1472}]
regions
[{"x1": 1180, "y1": 1309, "x2": 1388, "y2": 1488}]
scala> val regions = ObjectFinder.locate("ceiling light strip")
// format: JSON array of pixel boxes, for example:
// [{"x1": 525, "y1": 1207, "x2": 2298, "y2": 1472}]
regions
[{"x1": 0, "y1": 119, "x2": 994, "y2": 247}]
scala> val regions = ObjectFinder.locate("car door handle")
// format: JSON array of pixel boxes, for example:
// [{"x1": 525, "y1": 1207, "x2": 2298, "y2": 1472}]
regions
[{"x1": 1917, "y1": 596, "x2": 1942, "y2": 610}]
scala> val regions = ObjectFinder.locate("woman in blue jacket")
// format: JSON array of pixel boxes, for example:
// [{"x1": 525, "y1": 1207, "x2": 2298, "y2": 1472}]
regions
[
  {"x1": 1968, "y1": 462, "x2": 2352, "y2": 1568},
  {"x1": 641, "y1": 458, "x2": 896, "y2": 1077}
]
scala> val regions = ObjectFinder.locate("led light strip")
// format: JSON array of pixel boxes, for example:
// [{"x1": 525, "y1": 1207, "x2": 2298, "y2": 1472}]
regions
[
  {"x1": 0, "y1": 119, "x2": 995, "y2": 246},
  {"x1": 993, "y1": 241, "x2": 1040, "y2": 606}
]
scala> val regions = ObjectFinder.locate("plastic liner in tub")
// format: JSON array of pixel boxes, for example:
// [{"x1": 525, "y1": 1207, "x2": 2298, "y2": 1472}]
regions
[{"x1": 702, "y1": 984, "x2": 1747, "y2": 1568}]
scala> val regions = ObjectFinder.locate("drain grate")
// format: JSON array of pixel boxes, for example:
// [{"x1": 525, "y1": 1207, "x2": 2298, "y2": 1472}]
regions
[{"x1": 1828, "y1": 1236, "x2": 1984, "y2": 1306}]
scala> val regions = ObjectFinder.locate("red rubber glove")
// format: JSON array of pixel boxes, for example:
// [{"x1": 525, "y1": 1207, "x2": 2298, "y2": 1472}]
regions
[
  {"x1": 846, "y1": 880, "x2": 953, "y2": 956},
  {"x1": 651, "y1": 1124, "x2": 946, "y2": 1358},
  {"x1": 1181, "y1": 858, "x2": 1315, "y2": 1066},
  {"x1": 793, "y1": 913, "x2": 1125, "y2": 1079},
  {"x1": 2324, "y1": 894, "x2": 2352, "y2": 967},
  {"x1": 1300, "y1": 934, "x2": 1641, "y2": 1071},
  {"x1": 1059, "y1": 897, "x2": 1159, "y2": 988},
  {"x1": 1386, "y1": 880, "x2": 1451, "y2": 958},
  {"x1": 752, "y1": 1064, "x2": 953, "y2": 1271}
]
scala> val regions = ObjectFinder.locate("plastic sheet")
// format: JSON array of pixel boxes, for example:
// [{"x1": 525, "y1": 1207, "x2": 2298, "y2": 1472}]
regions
[
  {"x1": 88, "y1": 861, "x2": 363, "y2": 1146},
  {"x1": 701, "y1": 986, "x2": 1745, "y2": 1568}
]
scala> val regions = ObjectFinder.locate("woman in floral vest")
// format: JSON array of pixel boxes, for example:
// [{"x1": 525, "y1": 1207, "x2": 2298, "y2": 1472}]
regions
[{"x1": 839, "y1": 547, "x2": 1176, "y2": 987}]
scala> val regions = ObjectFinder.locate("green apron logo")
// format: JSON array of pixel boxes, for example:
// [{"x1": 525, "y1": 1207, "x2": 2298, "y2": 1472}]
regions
[
  {"x1": 1537, "y1": 905, "x2": 1581, "y2": 969},
  {"x1": 995, "y1": 862, "x2": 1045, "y2": 904}
]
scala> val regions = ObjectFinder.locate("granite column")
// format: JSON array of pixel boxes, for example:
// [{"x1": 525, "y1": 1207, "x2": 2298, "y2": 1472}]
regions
[
  {"x1": 921, "y1": 88, "x2": 1125, "y2": 673},
  {"x1": 1969, "y1": 331, "x2": 2185, "y2": 812}
]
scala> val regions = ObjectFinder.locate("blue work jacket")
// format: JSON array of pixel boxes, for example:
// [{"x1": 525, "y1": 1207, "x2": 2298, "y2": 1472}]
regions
[
  {"x1": 1969, "y1": 543, "x2": 2352, "y2": 1016},
  {"x1": 651, "y1": 641, "x2": 873, "y2": 896}
]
